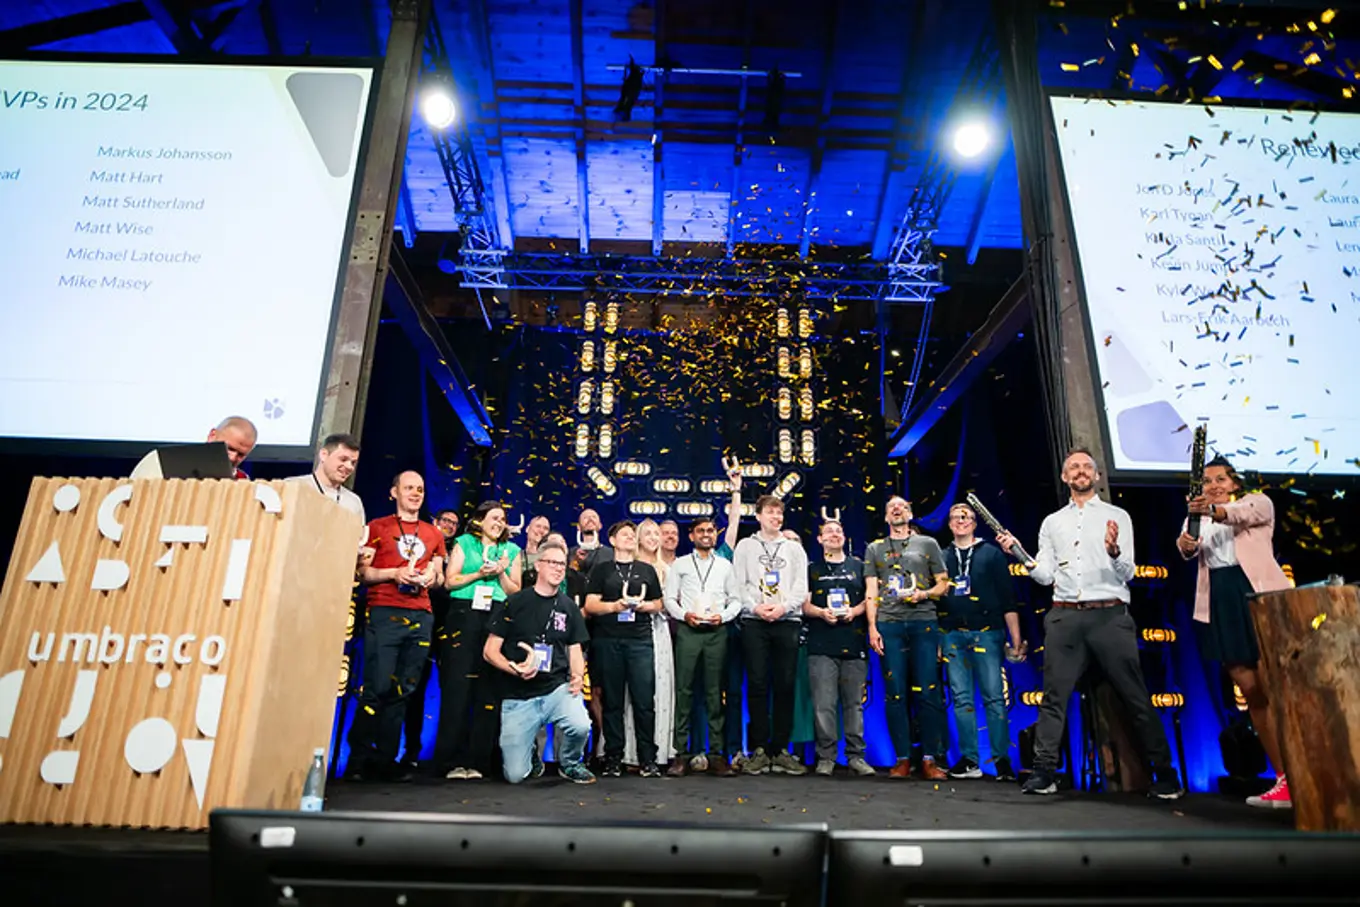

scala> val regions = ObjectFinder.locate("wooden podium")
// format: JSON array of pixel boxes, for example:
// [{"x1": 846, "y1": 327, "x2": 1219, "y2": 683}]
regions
[
  {"x1": 0, "y1": 477, "x2": 360, "y2": 830},
  {"x1": 1250, "y1": 582, "x2": 1360, "y2": 831}
]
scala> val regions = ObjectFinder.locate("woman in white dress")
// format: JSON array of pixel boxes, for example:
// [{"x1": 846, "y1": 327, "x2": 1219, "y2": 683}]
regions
[{"x1": 622, "y1": 519, "x2": 676, "y2": 766}]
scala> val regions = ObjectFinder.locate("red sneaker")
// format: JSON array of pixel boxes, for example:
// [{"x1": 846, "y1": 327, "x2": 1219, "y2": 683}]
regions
[{"x1": 1246, "y1": 776, "x2": 1292, "y2": 809}]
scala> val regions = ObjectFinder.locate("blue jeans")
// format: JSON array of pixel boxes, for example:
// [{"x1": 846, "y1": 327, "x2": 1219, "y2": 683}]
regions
[
  {"x1": 878, "y1": 619, "x2": 946, "y2": 761},
  {"x1": 944, "y1": 628, "x2": 1010, "y2": 766},
  {"x1": 499, "y1": 683, "x2": 591, "y2": 783}
]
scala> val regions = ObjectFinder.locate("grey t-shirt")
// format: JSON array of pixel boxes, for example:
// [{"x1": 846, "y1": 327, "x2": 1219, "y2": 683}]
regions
[{"x1": 864, "y1": 534, "x2": 947, "y2": 622}]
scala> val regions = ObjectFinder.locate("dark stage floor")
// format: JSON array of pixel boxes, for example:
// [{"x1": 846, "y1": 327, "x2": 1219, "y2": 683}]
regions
[
  {"x1": 0, "y1": 773, "x2": 1297, "y2": 906},
  {"x1": 327, "y1": 770, "x2": 1297, "y2": 833}
]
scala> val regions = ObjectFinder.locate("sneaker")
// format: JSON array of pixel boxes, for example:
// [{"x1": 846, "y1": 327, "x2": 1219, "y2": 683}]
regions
[
  {"x1": 1021, "y1": 769, "x2": 1058, "y2": 795},
  {"x1": 847, "y1": 756, "x2": 876, "y2": 777},
  {"x1": 690, "y1": 753, "x2": 709, "y2": 773},
  {"x1": 1246, "y1": 776, "x2": 1292, "y2": 809},
  {"x1": 1148, "y1": 768, "x2": 1185, "y2": 801},
  {"x1": 444, "y1": 766, "x2": 469, "y2": 780},
  {"x1": 640, "y1": 761, "x2": 662, "y2": 778},
  {"x1": 529, "y1": 748, "x2": 544, "y2": 780},
  {"x1": 601, "y1": 759, "x2": 623, "y2": 778},
  {"x1": 743, "y1": 748, "x2": 771, "y2": 775},
  {"x1": 667, "y1": 756, "x2": 689, "y2": 778},
  {"x1": 921, "y1": 757, "x2": 948, "y2": 781},
  {"x1": 948, "y1": 758, "x2": 982, "y2": 779},
  {"x1": 560, "y1": 763, "x2": 597, "y2": 785},
  {"x1": 771, "y1": 751, "x2": 808, "y2": 776},
  {"x1": 730, "y1": 752, "x2": 748, "y2": 772},
  {"x1": 709, "y1": 755, "x2": 736, "y2": 777},
  {"x1": 815, "y1": 758, "x2": 835, "y2": 776},
  {"x1": 994, "y1": 757, "x2": 1017, "y2": 783}
]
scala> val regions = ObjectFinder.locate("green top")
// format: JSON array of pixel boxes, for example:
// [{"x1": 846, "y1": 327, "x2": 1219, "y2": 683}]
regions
[{"x1": 449, "y1": 533, "x2": 522, "y2": 604}]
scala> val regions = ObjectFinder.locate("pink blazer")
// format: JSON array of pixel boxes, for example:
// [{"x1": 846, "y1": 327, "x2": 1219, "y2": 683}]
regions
[{"x1": 1181, "y1": 493, "x2": 1290, "y2": 623}]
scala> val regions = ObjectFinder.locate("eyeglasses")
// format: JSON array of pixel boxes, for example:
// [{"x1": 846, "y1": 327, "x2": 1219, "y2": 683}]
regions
[{"x1": 538, "y1": 559, "x2": 568, "y2": 568}]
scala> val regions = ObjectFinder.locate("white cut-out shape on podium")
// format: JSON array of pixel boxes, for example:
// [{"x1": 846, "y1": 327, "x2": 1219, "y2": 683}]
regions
[
  {"x1": 254, "y1": 484, "x2": 283, "y2": 514},
  {"x1": 160, "y1": 525, "x2": 209, "y2": 544},
  {"x1": 0, "y1": 669, "x2": 24, "y2": 737},
  {"x1": 154, "y1": 548, "x2": 175, "y2": 569},
  {"x1": 56, "y1": 670, "x2": 98, "y2": 737},
  {"x1": 221, "y1": 539, "x2": 252, "y2": 601},
  {"x1": 97, "y1": 484, "x2": 133, "y2": 543},
  {"x1": 91, "y1": 558, "x2": 130, "y2": 591},
  {"x1": 195, "y1": 674, "x2": 227, "y2": 738},
  {"x1": 40, "y1": 751, "x2": 79, "y2": 785},
  {"x1": 53, "y1": 484, "x2": 81, "y2": 513},
  {"x1": 155, "y1": 672, "x2": 172, "y2": 690},
  {"x1": 181, "y1": 738, "x2": 215, "y2": 810},
  {"x1": 125, "y1": 717, "x2": 177, "y2": 774},
  {"x1": 25, "y1": 541, "x2": 65, "y2": 584}
]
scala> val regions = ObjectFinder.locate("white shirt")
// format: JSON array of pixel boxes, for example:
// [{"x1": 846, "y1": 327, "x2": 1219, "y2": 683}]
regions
[
  {"x1": 283, "y1": 473, "x2": 366, "y2": 522},
  {"x1": 732, "y1": 534, "x2": 810, "y2": 620},
  {"x1": 662, "y1": 550, "x2": 742, "y2": 623},
  {"x1": 1029, "y1": 496, "x2": 1136, "y2": 603},
  {"x1": 1198, "y1": 519, "x2": 1239, "y2": 569}
]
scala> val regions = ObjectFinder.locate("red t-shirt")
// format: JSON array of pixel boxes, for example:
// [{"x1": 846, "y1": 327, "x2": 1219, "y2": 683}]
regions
[{"x1": 365, "y1": 515, "x2": 447, "y2": 611}]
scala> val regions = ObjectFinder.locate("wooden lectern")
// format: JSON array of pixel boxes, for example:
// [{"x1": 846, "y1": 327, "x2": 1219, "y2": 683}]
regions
[
  {"x1": 1250, "y1": 582, "x2": 1360, "y2": 831},
  {"x1": 0, "y1": 477, "x2": 360, "y2": 830}
]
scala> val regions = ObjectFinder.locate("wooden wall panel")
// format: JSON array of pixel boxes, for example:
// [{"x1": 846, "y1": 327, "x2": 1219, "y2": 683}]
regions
[{"x1": 0, "y1": 478, "x2": 359, "y2": 829}]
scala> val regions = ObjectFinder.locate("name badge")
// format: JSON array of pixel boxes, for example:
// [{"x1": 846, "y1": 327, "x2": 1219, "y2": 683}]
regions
[
  {"x1": 763, "y1": 570, "x2": 780, "y2": 588},
  {"x1": 952, "y1": 575, "x2": 971, "y2": 596},
  {"x1": 617, "y1": 607, "x2": 636, "y2": 623},
  {"x1": 532, "y1": 643, "x2": 552, "y2": 672},
  {"x1": 887, "y1": 572, "x2": 904, "y2": 595},
  {"x1": 828, "y1": 587, "x2": 849, "y2": 613},
  {"x1": 471, "y1": 584, "x2": 495, "y2": 611}
]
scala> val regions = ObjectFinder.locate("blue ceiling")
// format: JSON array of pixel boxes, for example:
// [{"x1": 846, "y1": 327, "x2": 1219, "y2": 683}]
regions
[{"x1": 4, "y1": 2, "x2": 1355, "y2": 265}]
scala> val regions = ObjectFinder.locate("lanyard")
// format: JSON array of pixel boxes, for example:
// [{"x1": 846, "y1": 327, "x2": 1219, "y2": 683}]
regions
[
  {"x1": 691, "y1": 552, "x2": 717, "y2": 591},
  {"x1": 312, "y1": 474, "x2": 340, "y2": 503},
  {"x1": 758, "y1": 539, "x2": 784, "y2": 566},
  {"x1": 955, "y1": 543, "x2": 975, "y2": 578},
  {"x1": 396, "y1": 517, "x2": 421, "y2": 561},
  {"x1": 615, "y1": 560, "x2": 638, "y2": 597}
]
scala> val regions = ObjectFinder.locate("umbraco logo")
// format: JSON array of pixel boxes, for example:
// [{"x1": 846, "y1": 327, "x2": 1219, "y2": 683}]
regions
[{"x1": 0, "y1": 480, "x2": 283, "y2": 810}]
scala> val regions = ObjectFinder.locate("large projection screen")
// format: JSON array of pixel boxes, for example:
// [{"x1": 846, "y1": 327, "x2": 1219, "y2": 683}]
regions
[
  {"x1": 0, "y1": 56, "x2": 378, "y2": 457},
  {"x1": 1049, "y1": 94, "x2": 1360, "y2": 479}
]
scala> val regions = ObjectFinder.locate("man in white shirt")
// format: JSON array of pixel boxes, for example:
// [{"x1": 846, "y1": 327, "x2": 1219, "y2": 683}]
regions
[
  {"x1": 284, "y1": 433, "x2": 366, "y2": 522},
  {"x1": 663, "y1": 517, "x2": 742, "y2": 777},
  {"x1": 731, "y1": 495, "x2": 809, "y2": 776},
  {"x1": 998, "y1": 448, "x2": 1183, "y2": 800}
]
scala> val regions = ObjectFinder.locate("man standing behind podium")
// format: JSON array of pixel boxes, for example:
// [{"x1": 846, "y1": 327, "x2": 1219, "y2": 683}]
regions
[
  {"x1": 283, "y1": 433, "x2": 365, "y2": 521},
  {"x1": 209, "y1": 416, "x2": 258, "y2": 478},
  {"x1": 348, "y1": 470, "x2": 446, "y2": 782}
]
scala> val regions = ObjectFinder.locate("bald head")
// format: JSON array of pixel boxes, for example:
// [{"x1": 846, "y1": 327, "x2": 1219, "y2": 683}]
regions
[{"x1": 207, "y1": 416, "x2": 258, "y2": 468}]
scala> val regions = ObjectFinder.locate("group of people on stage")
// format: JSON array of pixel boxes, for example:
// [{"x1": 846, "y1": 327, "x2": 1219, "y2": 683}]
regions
[{"x1": 206, "y1": 416, "x2": 1294, "y2": 809}]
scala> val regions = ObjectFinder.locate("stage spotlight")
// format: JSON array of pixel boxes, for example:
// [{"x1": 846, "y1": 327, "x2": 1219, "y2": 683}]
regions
[
  {"x1": 583, "y1": 300, "x2": 599, "y2": 332},
  {"x1": 699, "y1": 478, "x2": 732, "y2": 495},
  {"x1": 604, "y1": 301, "x2": 620, "y2": 334},
  {"x1": 1151, "y1": 693, "x2": 1185, "y2": 709},
  {"x1": 743, "y1": 463, "x2": 776, "y2": 478},
  {"x1": 629, "y1": 500, "x2": 667, "y2": 516},
  {"x1": 419, "y1": 83, "x2": 457, "y2": 130},
  {"x1": 574, "y1": 423, "x2": 591, "y2": 459},
  {"x1": 614, "y1": 57, "x2": 644, "y2": 122},
  {"x1": 1233, "y1": 683, "x2": 1249, "y2": 711},
  {"x1": 576, "y1": 380, "x2": 594, "y2": 415},
  {"x1": 776, "y1": 387, "x2": 793, "y2": 421},
  {"x1": 1009, "y1": 563, "x2": 1031, "y2": 576},
  {"x1": 777, "y1": 309, "x2": 791, "y2": 338},
  {"x1": 800, "y1": 429, "x2": 816, "y2": 466},
  {"x1": 1020, "y1": 691, "x2": 1043, "y2": 706},
  {"x1": 798, "y1": 346, "x2": 813, "y2": 379},
  {"x1": 773, "y1": 470, "x2": 801, "y2": 499},
  {"x1": 951, "y1": 119, "x2": 991, "y2": 159},
  {"x1": 777, "y1": 346, "x2": 792, "y2": 378},
  {"x1": 1135, "y1": 564, "x2": 1169, "y2": 579},
  {"x1": 653, "y1": 478, "x2": 691, "y2": 494},
  {"x1": 778, "y1": 428, "x2": 794, "y2": 463},
  {"x1": 798, "y1": 387, "x2": 814, "y2": 422},
  {"x1": 598, "y1": 423, "x2": 614, "y2": 459},
  {"x1": 798, "y1": 308, "x2": 813, "y2": 338},
  {"x1": 580, "y1": 340, "x2": 596, "y2": 372},
  {"x1": 677, "y1": 501, "x2": 714, "y2": 517},
  {"x1": 613, "y1": 460, "x2": 652, "y2": 477},
  {"x1": 602, "y1": 340, "x2": 618, "y2": 374},
  {"x1": 600, "y1": 380, "x2": 616, "y2": 415},
  {"x1": 1142, "y1": 627, "x2": 1177, "y2": 643}
]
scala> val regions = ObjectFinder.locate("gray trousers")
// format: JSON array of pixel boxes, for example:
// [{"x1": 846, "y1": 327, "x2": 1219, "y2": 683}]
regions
[
  {"x1": 807, "y1": 654, "x2": 868, "y2": 761},
  {"x1": 1034, "y1": 605, "x2": 1173, "y2": 773}
]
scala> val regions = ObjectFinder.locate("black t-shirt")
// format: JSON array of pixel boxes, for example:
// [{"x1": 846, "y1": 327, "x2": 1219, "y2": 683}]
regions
[
  {"x1": 807, "y1": 556, "x2": 869, "y2": 659},
  {"x1": 489, "y1": 587, "x2": 590, "y2": 701},
  {"x1": 585, "y1": 558, "x2": 661, "y2": 640}
]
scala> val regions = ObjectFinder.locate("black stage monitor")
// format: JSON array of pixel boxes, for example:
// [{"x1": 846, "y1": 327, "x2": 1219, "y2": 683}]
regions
[
  {"x1": 827, "y1": 830, "x2": 1360, "y2": 905},
  {"x1": 210, "y1": 810, "x2": 827, "y2": 907},
  {"x1": 155, "y1": 442, "x2": 237, "y2": 480}
]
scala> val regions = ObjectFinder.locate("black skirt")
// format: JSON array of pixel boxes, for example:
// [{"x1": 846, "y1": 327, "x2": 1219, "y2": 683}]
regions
[{"x1": 1196, "y1": 564, "x2": 1260, "y2": 666}]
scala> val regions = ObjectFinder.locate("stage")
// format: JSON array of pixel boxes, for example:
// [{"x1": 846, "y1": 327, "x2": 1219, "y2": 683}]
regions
[{"x1": 0, "y1": 773, "x2": 1296, "y2": 906}]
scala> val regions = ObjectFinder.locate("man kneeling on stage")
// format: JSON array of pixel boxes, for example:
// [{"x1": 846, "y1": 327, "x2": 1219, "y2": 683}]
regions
[{"x1": 484, "y1": 538, "x2": 597, "y2": 784}]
